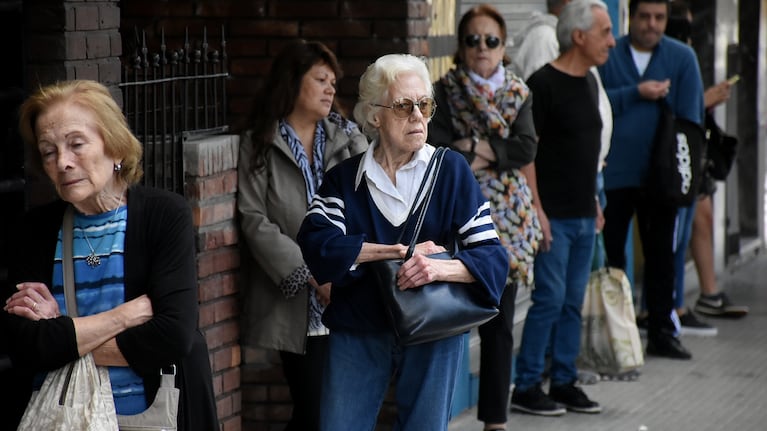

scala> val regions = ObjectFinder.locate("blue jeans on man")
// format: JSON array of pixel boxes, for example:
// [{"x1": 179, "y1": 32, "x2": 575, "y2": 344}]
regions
[
  {"x1": 320, "y1": 329, "x2": 463, "y2": 430},
  {"x1": 515, "y1": 217, "x2": 596, "y2": 390},
  {"x1": 673, "y1": 201, "x2": 698, "y2": 309}
]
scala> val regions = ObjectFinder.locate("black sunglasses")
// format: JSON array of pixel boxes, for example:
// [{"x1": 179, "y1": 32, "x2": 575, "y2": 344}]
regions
[
  {"x1": 463, "y1": 34, "x2": 502, "y2": 49},
  {"x1": 371, "y1": 97, "x2": 437, "y2": 119}
]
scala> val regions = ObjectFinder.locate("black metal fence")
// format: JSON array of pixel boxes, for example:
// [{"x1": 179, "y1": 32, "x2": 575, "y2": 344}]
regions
[{"x1": 120, "y1": 27, "x2": 229, "y2": 194}]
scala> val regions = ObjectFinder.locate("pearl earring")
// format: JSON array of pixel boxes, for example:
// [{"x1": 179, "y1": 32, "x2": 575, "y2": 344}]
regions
[{"x1": 114, "y1": 163, "x2": 122, "y2": 172}]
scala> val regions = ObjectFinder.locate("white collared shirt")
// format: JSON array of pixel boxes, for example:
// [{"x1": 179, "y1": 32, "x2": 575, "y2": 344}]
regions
[{"x1": 354, "y1": 141, "x2": 435, "y2": 226}]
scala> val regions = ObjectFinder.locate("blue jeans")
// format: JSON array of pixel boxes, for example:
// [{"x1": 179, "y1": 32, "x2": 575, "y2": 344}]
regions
[
  {"x1": 673, "y1": 201, "x2": 698, "y2": 310},
  {"x1": 515, "y1": 217, "x2": 596, "y2": 390},
  {"x1": 320, "y1": 330, "x2": 463, "y2": 431}
]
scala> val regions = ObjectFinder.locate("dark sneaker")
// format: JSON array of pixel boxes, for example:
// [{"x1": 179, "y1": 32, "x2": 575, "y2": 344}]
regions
[
  {"x1": 549, "y1": 382, "x2": 602, "y2": 414},
  {"x1": 695, "y1": 292, "x2": 749, "y2": 318},
  {"x1": 646, "y1": 332, "x2": 692, "y2": 360},
  {"x1": 510, "y1": 384, "x2": 567, "y2": 416},
  {"x1": 678, "y1": 309, "x2": 718, "y2": 337}
]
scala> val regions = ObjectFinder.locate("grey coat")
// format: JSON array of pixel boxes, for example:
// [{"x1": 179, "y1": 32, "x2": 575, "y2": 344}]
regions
[{"x1": 237, "y1": 118, "x2": 368, "y2": 354}]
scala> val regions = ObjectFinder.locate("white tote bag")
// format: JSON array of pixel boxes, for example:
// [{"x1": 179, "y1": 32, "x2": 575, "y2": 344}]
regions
[
  {"x1": 577, "y1": 266, "x2": 644, "y2": 376},
  {"x1": 17, "y1": 353, "x2": 119, "y2": 431}
]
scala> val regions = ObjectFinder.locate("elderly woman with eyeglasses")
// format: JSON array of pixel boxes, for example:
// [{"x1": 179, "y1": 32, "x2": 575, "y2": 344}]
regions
[
  {"x1": 428, "y1": 4, "x2": 540, "y2": 431},
  {"x1": 297, "y1": 53, "x2": 508, "y2": 430}
]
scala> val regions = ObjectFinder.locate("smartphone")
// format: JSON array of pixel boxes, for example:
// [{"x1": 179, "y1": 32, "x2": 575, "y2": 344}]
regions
[{"x1": 727, "y1": 74, "x2": 741, "y2": 85}]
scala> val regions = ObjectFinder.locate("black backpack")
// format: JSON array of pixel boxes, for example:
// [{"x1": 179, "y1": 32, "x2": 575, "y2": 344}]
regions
[{"x1": 649, "y1": 100, "x2": 706, "y2": 206}]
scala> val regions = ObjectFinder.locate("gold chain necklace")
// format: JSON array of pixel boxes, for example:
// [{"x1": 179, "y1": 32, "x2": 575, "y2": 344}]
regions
[{"x1": 81, "y1": 203, "x2": 122, "y2": 268}]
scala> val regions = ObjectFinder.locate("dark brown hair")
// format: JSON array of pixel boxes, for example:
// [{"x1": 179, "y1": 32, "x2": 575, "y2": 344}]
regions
[
  {"x1": 245, "y1": 40, "x2": 342, "y2": 171},
  {"x1": 629, "y1": 0, "x2": 671, "y2": 17}
]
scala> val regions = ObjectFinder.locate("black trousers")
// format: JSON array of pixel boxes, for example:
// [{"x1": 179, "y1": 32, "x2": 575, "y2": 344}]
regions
[
  {"x1": 603, "y1": 187, "x2": 677, "y2": 337},
  {"x1": 279, "y1": 335, "x2": 329, "y2": 431},
  {"x1": 477, "y1": 282, "x2": 518, "y2": 424}
]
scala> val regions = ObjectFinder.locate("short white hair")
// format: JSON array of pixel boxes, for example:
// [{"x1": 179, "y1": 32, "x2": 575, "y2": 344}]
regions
[
  {"x1": 352, "y1": 54, "x2": 433, "y2": 139},
  {"x1": 557, "y1": 0, "x2": 609, "y2": 52}
]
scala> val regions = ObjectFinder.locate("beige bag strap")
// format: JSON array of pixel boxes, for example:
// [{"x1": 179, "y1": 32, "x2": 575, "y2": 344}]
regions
[{"x1": 62, "y1": 206, "x2": 79, "y2": 317}]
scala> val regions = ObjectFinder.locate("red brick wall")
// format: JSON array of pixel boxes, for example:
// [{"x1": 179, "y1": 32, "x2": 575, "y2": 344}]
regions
[
  {"x1": 120, "y1": 0, "x2": 432, "y2": 131},
  {"x1": 24, "y1": 0, "x2": 122, "y2": 98}
]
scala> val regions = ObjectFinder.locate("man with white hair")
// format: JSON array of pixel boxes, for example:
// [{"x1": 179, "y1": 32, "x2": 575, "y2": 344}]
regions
[{"x1": 511, "y1": 0, "x2": 614, "y2": 417}]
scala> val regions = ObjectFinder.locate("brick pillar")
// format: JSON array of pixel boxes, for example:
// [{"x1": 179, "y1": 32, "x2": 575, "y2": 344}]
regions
[
  {"x1": 24, "y1": 0, "x2": 122, "y2": 93},
  {"x1": 184, "y1": 135, "x2": 242, "y2": 431}
]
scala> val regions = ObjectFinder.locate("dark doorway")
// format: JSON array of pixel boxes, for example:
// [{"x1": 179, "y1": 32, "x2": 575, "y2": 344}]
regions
[
  {"x1": 0, "y1": 2, "x2": 27, "y2": 429},
  {"x1": 735, "y1": 0, "x2": 760, "y2": 242},
  {"x1": 0, "y1": 0, "x2": 25, "y2": 292}
]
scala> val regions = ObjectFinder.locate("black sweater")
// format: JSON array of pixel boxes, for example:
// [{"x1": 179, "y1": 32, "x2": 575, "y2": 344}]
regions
[
  {"x1": 528, "y1": 64, "x2": 601, "y2": 218},
  {"x1": 2, "y1": 185, "x2": 218, "y2": 431}
]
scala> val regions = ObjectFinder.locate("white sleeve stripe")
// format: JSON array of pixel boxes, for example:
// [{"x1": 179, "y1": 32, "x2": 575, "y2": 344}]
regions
[
  {"x1": 459, "y1": 201, "x2": 493, "y2": 234},
  {"x1": 315, "y1": 195, "x2": 345, "y2": 209},
  {"x1": 474, "y1": 215, "x2": 494, "y2": 226},
  {"x1": 464, "y1": 229, "x2": 499, "y2": 245},
  {"x1": 305, "y1": 207, "x2": 347, "y2": 234},
  {"x1": 311, "y1": 201, "x2": 344, "y2": 219}
]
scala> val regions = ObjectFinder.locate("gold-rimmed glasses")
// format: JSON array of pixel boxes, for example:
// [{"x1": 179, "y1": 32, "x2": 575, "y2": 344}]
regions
[{"x1": 371, "y1": 97, "x2": 437, "y2": 119}]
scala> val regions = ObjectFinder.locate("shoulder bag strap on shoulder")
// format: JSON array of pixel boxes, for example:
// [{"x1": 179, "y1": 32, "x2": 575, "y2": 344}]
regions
[{"x1": 62, "y1": 206, "x2": 78, "y2": 318}]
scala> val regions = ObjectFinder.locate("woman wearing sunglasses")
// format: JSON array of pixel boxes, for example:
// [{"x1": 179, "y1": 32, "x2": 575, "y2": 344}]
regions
[
  {"x1": 297, "y1": 53, "x2": 508, "y2": 430},
  {"x1": 428, "y1": 4, "x2": 540, "y2": 431}
]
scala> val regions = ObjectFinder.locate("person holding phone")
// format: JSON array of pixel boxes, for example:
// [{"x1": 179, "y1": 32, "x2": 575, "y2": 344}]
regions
[{"x1": 662, "y1": 1, "x2": 749, "y2": 335}]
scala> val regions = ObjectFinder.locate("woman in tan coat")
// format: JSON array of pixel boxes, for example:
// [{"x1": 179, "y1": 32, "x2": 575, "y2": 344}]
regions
[{"x1": 236, "y1": 40, "x2": 367, "y2": 430}]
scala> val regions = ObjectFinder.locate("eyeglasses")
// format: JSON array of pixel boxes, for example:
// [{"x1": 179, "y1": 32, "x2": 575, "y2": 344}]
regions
[
  {"x1": 463, "y1": 34, "x2": 502, "y2": 49},
  {"x1": 371, "y1": 97, "x2": 437, "y2": 119}
]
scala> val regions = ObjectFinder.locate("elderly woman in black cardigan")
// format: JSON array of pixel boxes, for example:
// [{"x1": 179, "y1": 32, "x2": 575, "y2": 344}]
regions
[{"x1": 2, "y1": 80, "x2": 218, "y2": 430}]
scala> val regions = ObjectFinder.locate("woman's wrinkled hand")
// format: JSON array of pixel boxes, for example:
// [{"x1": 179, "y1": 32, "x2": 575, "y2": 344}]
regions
[
  {"x1": 405, "y1": 240, "x2": 447, "y2": 258},
  {"x1": 397, "y1": 254, "x2": 441, "y2": 290},
  {"x1": 4, "y1": 282, "x2": 61, "y2": 321}
]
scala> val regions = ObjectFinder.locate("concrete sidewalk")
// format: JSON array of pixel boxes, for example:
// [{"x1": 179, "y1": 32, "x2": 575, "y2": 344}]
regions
[{"x1": 449, "y1": 249, "x2": 767, "y2": 431}]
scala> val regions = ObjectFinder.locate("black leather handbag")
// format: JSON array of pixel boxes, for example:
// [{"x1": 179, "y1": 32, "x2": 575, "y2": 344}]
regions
[
  {"x1": 649, "y1": 100, "x2": 706, "y2": 206},
  {"x1": 368, "y1": 147, "x2": 499, "y2": 345},
  {"x1": 704, "y1": 111, "x2": 738, "y2": 180}
]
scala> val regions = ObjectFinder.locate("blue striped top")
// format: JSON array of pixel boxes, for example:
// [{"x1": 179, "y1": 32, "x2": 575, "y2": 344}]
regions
[{"x1": 51, "y1": 205, "x2": 147, "y2": 415}]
